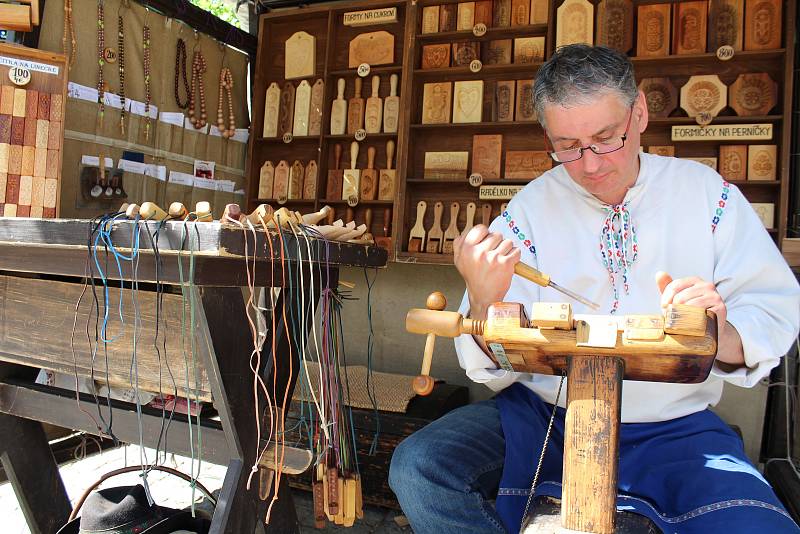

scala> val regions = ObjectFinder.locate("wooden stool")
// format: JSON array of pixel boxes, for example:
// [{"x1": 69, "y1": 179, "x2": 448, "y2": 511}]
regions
[{"x1": 406, "y1": 294, "x2": 717, "y2": 534}]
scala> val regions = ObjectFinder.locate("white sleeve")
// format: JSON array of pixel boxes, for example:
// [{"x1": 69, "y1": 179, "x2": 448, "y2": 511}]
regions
[
  {"x1": 711, "y1": 183, "x2": 800, "y2": 387},
  {"x1": 453, "y1": 208, "x2": 539, "y2": 392}
]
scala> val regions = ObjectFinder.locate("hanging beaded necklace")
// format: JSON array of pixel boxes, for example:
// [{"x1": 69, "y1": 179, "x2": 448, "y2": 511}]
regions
[
  {"x1": 217, "y1": 67, "x2": 235, "y2": 138},
  {"x1": 174, "y1": 38, "x2": 190, "y2": 110},
  {"x1": 97, "y1": 0, "x2": 105, "y2": 125},
  {"x1": 62, "y1": 0, "x2": 77, "y2": 69},
  {"x1": 117, "y1": 8, "x2": 126, "y2": 135},
  {"x1": 188, "y1": 50, "x2": 207, "y2": 129},
  {"x1": 143, "y1": 23, "x2": 152, "y2": 140}
]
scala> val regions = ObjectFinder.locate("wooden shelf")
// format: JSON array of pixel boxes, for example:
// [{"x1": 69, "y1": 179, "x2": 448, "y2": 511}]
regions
[
  {"x1": 649, "y1": 115, "x2": 782, "y2": 126},
  {"x1": 325, "y1": 199, "x2": 394, "y2": 205},
  {"x1": 328, "y1": 66, "x2": 403, "y2": 77},
  {"x1": 250, "y1": 198, "x2": 316, "y2": 205},
  {"x1": 255, "y1": 136, "x2": 321, "y2": 144},
  {"x1": 411, "y1": 121, "x2": 542, "y2": 131},
  {"x1": 729, "y1": 180, "x2": 781, "y2": 186},
  {"x1": 324, "y1": 132, "x2": 398, "y2": 140},
  {"x1": 396, "y1": 251, "x2": 454, "y2": 265},
  {"x1": 631, "y1": 49, "x2": 784, "y2": 68},
  {"x1": 414, "y1": 62, "x2": 543, "y2": 79},
  {"x1": 407, "y1": 178, "x2": 534, "y2": 184},
  {"x1": 416, "y1": 24, "x2": 547, "y2": 43}
]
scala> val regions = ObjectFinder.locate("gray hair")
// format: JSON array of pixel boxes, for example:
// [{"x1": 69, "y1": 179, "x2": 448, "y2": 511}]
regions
[{"x1": 533, "y1": 44, "x2": 638, "y2": 128}]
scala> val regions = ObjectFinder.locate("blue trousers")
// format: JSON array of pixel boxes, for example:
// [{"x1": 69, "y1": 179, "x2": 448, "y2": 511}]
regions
[{"x1": 389, "y1": 384, "x2": 799, "y2": 534}]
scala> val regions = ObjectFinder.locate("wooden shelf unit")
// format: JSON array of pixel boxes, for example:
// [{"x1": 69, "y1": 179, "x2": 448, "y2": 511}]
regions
[{"x1": 247, "y1": 0, "x2": 796, "y2": 266}]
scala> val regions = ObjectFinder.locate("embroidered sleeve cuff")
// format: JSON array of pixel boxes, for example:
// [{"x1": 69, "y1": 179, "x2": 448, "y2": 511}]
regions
[{"x1": 454, "y1": 333, "x2": 516, "y2": 392}]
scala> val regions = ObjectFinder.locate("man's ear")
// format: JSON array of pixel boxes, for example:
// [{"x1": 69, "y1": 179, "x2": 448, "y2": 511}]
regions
[{"x1": 636, "y1": 88, "x2": 649, "y2": 133}]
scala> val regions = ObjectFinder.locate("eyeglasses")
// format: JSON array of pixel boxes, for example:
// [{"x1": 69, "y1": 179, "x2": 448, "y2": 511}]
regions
[{"x1": 546, "y1": 105, "x2": 635, "y2": 163}]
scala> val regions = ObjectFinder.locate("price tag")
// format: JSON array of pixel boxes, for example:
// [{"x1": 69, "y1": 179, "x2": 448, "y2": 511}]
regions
[
  {"x1": 695, "y1": 112, "x2": 713, "y2": 126},
  {"x1": 716, "y1": 45, "x2": 735, "y2": 61},
  {"x1": 103, "y1": 48, "x2": 118, "y2": 63},
  {"x1": 8, "y1": 66, "x2": 30, "y2": 86},
  {"x1": 277, "y1": 194, "x2": 288, "y2": 205},
  {"x1": 347, "y1": 195, "x2": 359, "y2": 207},
  {"x1": 469, "y1": 173, "x2": 483, "y2": 187},
  {"x1": 354, "y1": 129, "x2": 367, "y2": 141},
  {"x1": 282, "y1": 132, "x2": 293, "y2": 144},
  {"x1": 357, "y1": 63, "x2": 371, "y2": 77},
  {"x1": 472, "y1": 23, "x2": 487, "y2": 37},
  {"x1": 469, "y1": 59, "x2": 483, "y2": 73}
]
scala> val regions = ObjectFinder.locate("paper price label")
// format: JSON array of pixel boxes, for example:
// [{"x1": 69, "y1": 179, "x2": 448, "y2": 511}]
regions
[
  {"x1": 469, "y1": 60, "x2": 483, "y2": 73},
  {"x1": 347, "y1": 195, "x2": 359, "y2": 207},
  {"x1": 716, "y1": 46, "x2": 735, "y2": 61},
  {"x1": 8, "y1": 66, "x2": 30, "y2": 86},
  {"x1": 357, "y1": 63, "x2": 371, "y2": 77},
  {"x1": 355, "y1": 129, "x2": 367, "y2": 141},
  {"x1": 277, "y1": 194, "x2": 288, "y2": 205},
  {"x1": 695, "y1": 112, "x2": 713, "y2": 126},
  {"x1": 473, "y1": 23, "x2": 487, "y2": 37},
  {"x1": 469, "y1": 173, "x2": 483, "y2": 187},
  {"x1": 283, "y1": 132, "x2": 293, "y2": 143}
]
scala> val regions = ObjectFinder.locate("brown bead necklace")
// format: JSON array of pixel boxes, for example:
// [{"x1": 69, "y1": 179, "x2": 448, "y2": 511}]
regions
[
  {"x1": 217, "y1": 67, "x2": 235, "y2": 138},
  {"x1": 97, "y1": 0, "x2": 105, "y2": 123},
  {"x1": 143, "y1": 23, "x2": 152, "y2": 140},
  {"x1": 189, "y1": 50, "x2": 207, "y2": 129},
  {"x1": 62, "y1": 0, "x2": 77, "y2": 69},
  {"x1": 175, "y1": 38, "x2": 190, "y2": 109},
  {"x1": 117, "y1": 12, "x2": 126, "y2": 135}
]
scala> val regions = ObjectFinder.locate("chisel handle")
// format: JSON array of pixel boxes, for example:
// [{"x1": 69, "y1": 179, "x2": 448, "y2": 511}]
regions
[{"x1": 514, "y1": 262, "x2": 551, "y2": 287}]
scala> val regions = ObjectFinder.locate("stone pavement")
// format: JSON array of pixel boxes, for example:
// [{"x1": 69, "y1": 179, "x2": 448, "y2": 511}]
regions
[{"x1": 0, "y1": 441, "x2": 412, "y2": 533}]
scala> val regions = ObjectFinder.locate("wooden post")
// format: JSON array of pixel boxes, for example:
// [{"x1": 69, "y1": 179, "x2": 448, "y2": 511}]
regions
[{"x1": 561, "y1": 355, "x2": 624, "y2": 534}]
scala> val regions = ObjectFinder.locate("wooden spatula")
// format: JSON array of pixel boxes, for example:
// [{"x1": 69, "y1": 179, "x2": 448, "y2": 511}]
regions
[
  {"x1": 426, "y1": 201, "x2": 444, "y2": 253},
  {"x1": 408, "y1": 201, "x2": 427, "y2": 252},
  {"x1": 365, "y1": 75, "x2": 383, "y2": 134},
  {"x1": 360, "y1": 146, "x2": 377, "y2": 200},
  {"x1": 330, "y1": 78, "x2": 347, "y2": 135},
  {"x1": 326, "y1": 143, "x2": 344, "y2": 200},
  {"x1": 347, "y1": 77, "x2": 364, "y2": 135},
  {"x1": 462, "y1": 201, "x2": 476, "y2": 235},
  {"x1": 442, "y1": 202, "x2": 460, "y2": 254}
]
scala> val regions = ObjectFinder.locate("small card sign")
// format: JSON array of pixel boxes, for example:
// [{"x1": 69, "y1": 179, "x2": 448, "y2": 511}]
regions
[
  {"x1": 671, "y1": 123, "x2": 772, "y2": 141},
  {"x1": 479, "y1": 185, "x2": 524, "y2": 199},
  {"x1": 343, "y1": 7, "x2": 398, "y2": 26}
]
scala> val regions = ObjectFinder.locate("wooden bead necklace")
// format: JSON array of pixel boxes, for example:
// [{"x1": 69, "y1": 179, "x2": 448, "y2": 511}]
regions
[
  {"x1": 143, "y1": 23, "x2": 152, "y2": 140},
  {"x1": 188, "y1": 50, "x2": 207, "y2": 129},
  {"x1": 62, "y1": 0, "x2": 77, "y2": 69},
  {"x1": 174, "y1": 38, "x2": 190, "y2": 109},
  {"x1": 217, "y1": 67, "x2": 235, "y2": 138},
  {"x1": 97, "y1": 0, "x2": 105, "y2": 123},
  {"x1": 117, "y1": 12, "x2": 126, "y2": 135}
]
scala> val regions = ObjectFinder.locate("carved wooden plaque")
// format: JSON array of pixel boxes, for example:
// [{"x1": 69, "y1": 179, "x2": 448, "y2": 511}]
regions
[
  {"x1": 718, "y1": 145, "x2": 747, "y2": 180},
  {"x1": 729, "y1": 72, "x2": 777, "y2": 116},
  {"x1": 494, "y1": 0, "x2": 511, "y2": 26},
  {"x1": 530, "y1": 0, "x2": 549, "y2": 24},
  {"x1": 422, "y1": 44, "x2": 451, "y2": 69},
  {"x1": 457, "y1": 2, "x2": 476, "y2": 30},
  {"x1": 278, "y1": 82, "x2": 296, "y2": 137},
  {"x1": 673, "y1": 1, "x2": 708, "y2": 55},
  {"x1": 384, "y1": 74, "x2": 400, "y2": 133},
  {"x1": 361, "y1": 146, "x2": 378, "y2": 201},
  {"x1": 475, "y1": 0, "x2": 493, "y2": 25},
  {"x1": 330, "y1": 78, "x2": 347, "y2": 136},
  {"x1": 647, "y1": 145, "x2": 675, "y2": 157},
  {"x1": 285, "y1": 31, "x2": 316, "y2": 80},
  {"x1": 258, "y1": 161, "x2": 275, "y2": 199},
  {"x1": 639, "y1": 77, "x2": 677, "y2": 118},
  {"x1": 452, "y1": 42, "x2": 481, "y2": 66},
  {"x1": 453, "y1": 80, "x2": 484, "y2": 123},
  {"x1": 292, "y1": 79, "x2": 311, "y2": 136},
  {"x1": 262, "y1": 82, "x2": 280, "y2": 138},
  {"x1": 511, "y1": 0, "x2": 530, "y2": 26},
  {"x1": 422, "y1": 82, "x2": 452, "y2": 124},
  {"x1": 379, "y1": 139, "x2": 396, "y2": 201},
  {"x1": 440, "y1": 4, "x2": 458, "y2": 32},
  {"x1": 288, "y1": 160, "x2": 305, "y2": 199},
  {"x1": 472, "y1": 134, "x2": 502, "y2": 179},
  {"x1": 349, "y1": 31, "x2": 394, "y2": 68},
  {"x1": 495, "y1": 80, "x2": 516, "y2": 122},
  {"x1": 505, "y1": 150, "x2": 551, "y2": 179},
  {"x1": 303, "y1": 160, "x2": 318, "y2": 199},
  {"x1": 637, "y1": 4, "x2": 671, "y2": 57},
  {"x1": 513, "y1": 37, "x2": 545, "y2": 63},
  {"x1": 596, "y1": 0, "x2": 633, "y2": 53},
  {"x1": 750, "y1": 202, "x2": 774, "y2": 228},
  {"x1": 309, "y1": 79, "x2": 324, "y2": 136},
  {"x1": 424, "y1": 151, "x2": 470, "y2": 179},
  {"x1": 680, "y1": 75, "x2": 727, "y2": 118},
  {"x1": 708, "y1": 0, "x2": 744, "y2": 51},
  {"x1": 515, "y1": 79, "x2": 536, "y2": 122},
  {"x1": 364, "y1": 75, "x2": 383, "y2": 134},
  {"x1": 484, "y1": 40, "x2": 512, "y2": 65},
  {"x1": 422, "y1": 6, "x2": 440, "y2": 34},
  {"x1": 747, "y1": 144, "x2": 776, "y2": 181},
  {"x1": 556, "y1": 0, "x2": 594, "y2": 48},
  {"x1": 272, "y1": 160, "x2": 290, "y2": 200},
  {"x1": 327, "y1": 144, "x2": 344, "y2": 200},
  {"x1": 744, "y1": 0, "x2": 781, "y2": 50}
]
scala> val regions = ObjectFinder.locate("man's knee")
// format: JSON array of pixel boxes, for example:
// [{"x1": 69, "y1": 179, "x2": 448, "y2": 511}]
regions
[{"x1": 389, "y1": 432, "x2": 421, "y2": 494}]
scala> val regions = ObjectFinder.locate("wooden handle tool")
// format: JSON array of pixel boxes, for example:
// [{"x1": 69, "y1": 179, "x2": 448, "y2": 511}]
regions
[
  {"x1": 408, "y1": 201, "x2": 427, "y2": 252},
  {"x1": 195, "y1": 201, "x2": 213, "y2": 222},
  {"x1": 442, "y1": 202, "x2": 460, "y2": 254},
  {"x1": 140, "y1": 202, "x2": 169, "y2": 221},
  {"x1": 462, "y1": 202, "x2": 476, "y2": 235},
  {"x1": 481, "y1": 202, "x2": 492, "y2": 226},
  {"x1": 426, "y1": 201, "x2": 444, "y2": 253},
  {"x1": 222, "y1": 203, "x2": 244, "y2": 223},
  {"x1": 413, "y1": 291, "x2": 448, "y2": 395},
  {"x1": 514, "y1": 262, "x2": 600, "y2": 310},
  {"x1": 246, "y1": 203, "x2": 274, "y2": 225},
  {"x1": 168, "y1": 202, "x2": 189, "y2": 220}
]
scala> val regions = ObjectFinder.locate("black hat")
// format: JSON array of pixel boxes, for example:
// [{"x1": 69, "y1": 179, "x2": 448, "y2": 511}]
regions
[{"x1": 57, "y1": 485, "x2": 210, "y2": 534}]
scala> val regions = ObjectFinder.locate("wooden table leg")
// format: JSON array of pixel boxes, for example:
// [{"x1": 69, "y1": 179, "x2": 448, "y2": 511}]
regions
[
  {"x1": 0, "y1": 412, "x2": 71, "y2": 534},
  {"x1": 561, "y1": 355, "x2": 624, "y2": 534}
]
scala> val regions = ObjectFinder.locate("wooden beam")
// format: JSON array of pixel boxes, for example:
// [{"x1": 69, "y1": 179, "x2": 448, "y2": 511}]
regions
[{"x1": 0, "y1": 4, "x2": 31, "y2": 32}]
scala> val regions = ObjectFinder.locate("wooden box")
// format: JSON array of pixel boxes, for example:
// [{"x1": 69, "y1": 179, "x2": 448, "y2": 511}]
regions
[
  {"x1": 637, "y1": 4, "x2": 671, "y2": 57},
  {"x1": 672, "y1": 1, "x2": 708, "y2": 55}
]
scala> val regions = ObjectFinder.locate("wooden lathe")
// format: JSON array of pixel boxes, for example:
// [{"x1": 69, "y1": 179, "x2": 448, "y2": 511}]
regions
[{"x1": 406, "y1": 292, "x2": 718, "y2": 534}]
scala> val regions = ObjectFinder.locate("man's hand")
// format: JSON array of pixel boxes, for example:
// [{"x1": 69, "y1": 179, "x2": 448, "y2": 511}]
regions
[
  {"x1": 655, "y1": 271, "x2": 727, "y2": 328},
  {"x1": 656, "y1": 271, "x2": 744, "y2": 367},
  {"x1": 454, "y1": 225, "x2": 520, "y2": 320}
]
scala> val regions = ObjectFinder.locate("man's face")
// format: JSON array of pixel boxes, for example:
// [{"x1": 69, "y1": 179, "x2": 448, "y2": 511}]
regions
[{"x1": 542, "y1": 91, "x2": 647, "y2": 205}]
